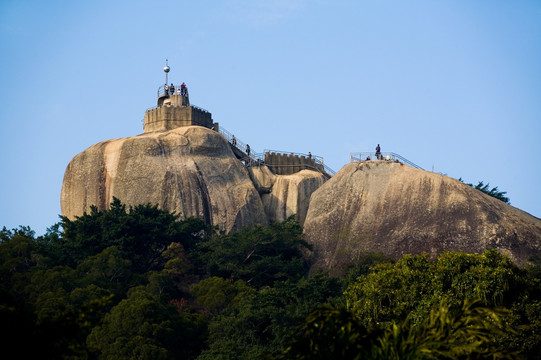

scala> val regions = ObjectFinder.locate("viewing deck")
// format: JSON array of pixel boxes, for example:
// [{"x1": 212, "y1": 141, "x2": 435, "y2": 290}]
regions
[{"x1": 350, "y1": 152, "x2": 423, "y2": 170}]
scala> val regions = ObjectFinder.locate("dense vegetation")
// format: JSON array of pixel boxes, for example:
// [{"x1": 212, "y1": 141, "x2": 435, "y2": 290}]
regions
[{"x1": 1, "y1": 199, "x2": 540, "y2": 359}]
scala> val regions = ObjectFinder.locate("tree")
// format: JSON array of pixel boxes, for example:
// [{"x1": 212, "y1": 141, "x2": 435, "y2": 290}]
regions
[
  {"x1": 87, "y1": 288, "x2": 206, "y2": 359},
  {"x1": 342, "y1": 250, "x2": 540, "y2": 357},
  {"x1": 344, "y1": 250, "x2": 527, "y2": 327},
  {"x1": 76, "y1": 246, "x2": 133, "y2": 295},
  {"x1": 190, "y1": 276, "x2": 251, "y2": 314},
  {"x1": 58, "y1": 198, "x2": 209, "y2": 273},
  {"x1": 459, "y1": 178, "x2": 510, "y2": 204},
  {"x1": 198, "y1": 273, "x2": 342, "y2": 359},
  {"x1": 279, "y1": 299, "x2": 517, "y2": 359},
  {"x1": 194, "y1": 216, "x2": 311, "y2": 288}
]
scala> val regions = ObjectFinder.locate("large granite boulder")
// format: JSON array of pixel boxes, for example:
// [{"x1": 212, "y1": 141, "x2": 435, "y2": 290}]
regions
[
  {"x1": 303, "y1": 161, "x2": 541, "y2": 274},
  {"x1": 249, "y1": 167, "x2": 327, "y2": 225},
  {"x1": 61, "y1": 126, "x2": 267, "y2": 232}
]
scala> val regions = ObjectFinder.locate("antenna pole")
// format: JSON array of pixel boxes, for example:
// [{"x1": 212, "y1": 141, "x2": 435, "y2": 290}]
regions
[{"x1": 164, "y1": 59, "x2": 170, "y2": 86}]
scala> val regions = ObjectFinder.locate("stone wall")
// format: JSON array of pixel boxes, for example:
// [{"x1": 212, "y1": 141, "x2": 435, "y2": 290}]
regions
[
  {"x1": 264, "y1": 152, "x2": 324, "y2": 175},
  {"x1": 143, "y1": 105, "x2": 213, "y2": 133}
]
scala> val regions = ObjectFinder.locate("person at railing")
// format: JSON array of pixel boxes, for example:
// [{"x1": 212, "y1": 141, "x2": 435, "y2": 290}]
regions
[
  {"x1": 169, "y1": 83, "x2": 175, "y2": 95},
  {"x1": 376, "y1": 144, "x2": 382, "y2": 160},
  {"x1": 246, "y1": 144, "x2": 250, "y2": 156},
  {"x1": 232, "y1": 135, "x2": 237, "y2": 146},
  {"x1": 181, "y1": 82, "x2": 187, "y2": 95}
]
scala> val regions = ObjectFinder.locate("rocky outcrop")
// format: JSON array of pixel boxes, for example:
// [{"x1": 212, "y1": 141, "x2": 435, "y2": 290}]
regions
[
  {"x1": 249, "y1": 167, "x2": 327, "y2": 225},
  {"x1": 61, "y1": 126, "x2": 328, "y2": 232},
  {"x1": 61, "y1": 126, "x2": 267, "y2": 232},
  {"x1": 63, "y1": 125, "x2": 541, "y2": 272},
  {"x1": 303, "y1": 161, "x2": 541, "y2": 274}
]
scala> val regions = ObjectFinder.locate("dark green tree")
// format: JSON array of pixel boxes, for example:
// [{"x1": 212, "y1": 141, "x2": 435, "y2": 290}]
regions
[
  {"x1": 58, "y1": 198, "x2": 208, "y2": 273},
  {"x1": 343, "y1": 250, "x2": 540, "y2": 357},
  {"x1": 459, "y1": 178, "x2": 510, "y2": 204},
  {"x1": 280, "y1": 299, "x2": 517, "y2": 359},
  {"x1": 87, "y1": 287, "x2": 206, "y2": 359},
  {"x1": 197, "y1": 273, "x2": 342, "y2": 359},
  {"x1": 194, "y1": 216, "x2": 311, "y2": 288}
]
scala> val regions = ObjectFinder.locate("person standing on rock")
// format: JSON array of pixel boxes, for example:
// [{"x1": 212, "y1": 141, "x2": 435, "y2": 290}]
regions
[
  {"x1": 376, "y1": 144, "x2": 381, "y2": 159},
  {"x1": 246, "y1": 144, "x2": 250, "y2": 156}
]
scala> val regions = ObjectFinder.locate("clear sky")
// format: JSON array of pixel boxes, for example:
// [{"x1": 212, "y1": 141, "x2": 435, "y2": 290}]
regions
[{"x1": 1, "y1": 0, "x2": 540, "y2": 235}]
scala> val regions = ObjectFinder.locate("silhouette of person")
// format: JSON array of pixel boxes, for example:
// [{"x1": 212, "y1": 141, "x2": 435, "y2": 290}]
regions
[
  {"x1": 246, "y1": 144, "x2": 250, "y2": 155},
  {"x1": 376, "y1": 144, "x2": 381, "y2": 159}
]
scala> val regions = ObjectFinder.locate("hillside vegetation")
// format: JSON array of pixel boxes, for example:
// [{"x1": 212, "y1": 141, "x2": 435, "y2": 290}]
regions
[{"x1": 1, "y1": 199, "x2": 541, "y2": 359}]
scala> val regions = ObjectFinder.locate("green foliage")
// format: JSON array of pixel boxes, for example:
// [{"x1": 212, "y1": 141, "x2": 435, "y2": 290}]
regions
[
  {"x1": 280, "y1": 304, "x2": 375, "y2": 360},
  {"x1": 280, "y1": 299, "x2": 517, "y2": 359},
  {"x1": 190, "y1": 276, "x2": 251, "y2": 314},
  {"x1": 342, "y1": 252, "x2": 394, "y2": 287},
  {"x1": 342, "y1": 250, "x2": 541, "y2": 357},
  {"x1": 194, "y1": 216, "x2": 311, "y2": 288},
  {"x1": 88, "y1": 288, "x2": 206, "y2": 359},
  {"x1": 58, "y1": 197, "x2": 208, "y2": 273},
  {"x1": 459, "y1": 178, "x2": 511, "y2": 204},
  {"x1": 75, "y1": 246, "x2": 132, "y2": 295},
  {"x1": 198, "y1": 273, "x2": 343, "y2": 359},
  {"x1": 344, "y1": 250, "x2": 527, "y2": 326},
  {"x1": 2, "y1": 200, "x2": 541, "y2": 359}
]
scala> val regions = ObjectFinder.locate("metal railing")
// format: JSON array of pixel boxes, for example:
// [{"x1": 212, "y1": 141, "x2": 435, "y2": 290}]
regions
[
  {"x1": 145, "y1": 103, "x2": 210, "y2": 114},
  {"x1": 217, "y1": 127, "x2": 335, "y2": 175},
  {"x1": 263, "y1": 149, "x2": 324, "y2": 164},
  {"x1": 157, "y1": 84, "x2": 188, "y2": 98},
  {"x1": 350, "y1": 152, "x2": 423, "y2": 170},
  {"x1": 321, "y1": 163, "x2": 336, "y2": 176},
  {"x1": 218, "y1": 126, "x2": 262, "y2": 161},
  {"x1": 264, "y1": 149, "x2": 335, "y2": 176}
]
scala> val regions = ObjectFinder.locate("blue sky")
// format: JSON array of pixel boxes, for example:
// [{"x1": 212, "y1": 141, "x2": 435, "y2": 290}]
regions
[{"x1": 1, "y1": 0, "x2": 540, "y2": 235}]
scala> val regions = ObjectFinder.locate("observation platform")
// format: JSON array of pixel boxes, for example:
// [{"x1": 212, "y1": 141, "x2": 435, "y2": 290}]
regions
[
  {"x1": 350, "y1": 152, "x2": 423, "y2": 170},
  {"x1": 143, "y1": 67, "x2": 214, "y2": 133},
  {"x1": 143, "y1": 61, "x2": 335, "y2": 177}
]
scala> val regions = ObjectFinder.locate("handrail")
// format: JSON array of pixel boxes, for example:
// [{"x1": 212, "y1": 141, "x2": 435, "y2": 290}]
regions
[
  {"x1": 251, "y1": 162, "x2": 333, "y2": 178},
  {"x1": 264, "y1": 149, "x2": 335, "y2": 176},
  {"x1": 217, "y1": 126, "x2": 335, "y2": 175},
  {"x1": 321, "y1": 163, "x2": 336, "y2": 176},
  {"x1": 146, "y1": 103, "x2": 210, "y2": 114},
  {"x1": 217, "y1": 126, "x2": 261, "y2": 161},
  {"x1": 263, "y1": 149, "x2": 324, "y2": 164},
  {"x1": 350, "y1": 152, "x2": 423, "y2": 170},
  {"x1": 157, "y1": 84, "x2": 189, "y2": 98}
]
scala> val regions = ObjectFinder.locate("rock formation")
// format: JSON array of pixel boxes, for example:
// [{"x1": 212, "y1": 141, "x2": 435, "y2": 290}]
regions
[
  {"x1": 61, "y1": 126, "x2": 327, "y2": 232},
  {"x1": 61, "y1": 126, "x2": 268, "y2": 232},
  {"x1": 303, "y1": 160, "x2": 541, "y2": 274},
  {"x1": 249, "y1": 167, "x2": 327, "y2": 225}
]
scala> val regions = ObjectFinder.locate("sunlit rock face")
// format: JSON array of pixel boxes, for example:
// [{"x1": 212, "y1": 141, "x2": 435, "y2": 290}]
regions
[
  {"x1": 249, "y1": 167, "x2": 327, "y2": 226},
  {"x1": 61, "y1": 126, "x2": 267, "y2": 232},
  {"x1": 303, "y1": 161, "x2": 541, "y2": 275}
]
